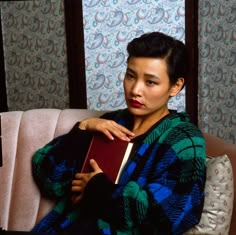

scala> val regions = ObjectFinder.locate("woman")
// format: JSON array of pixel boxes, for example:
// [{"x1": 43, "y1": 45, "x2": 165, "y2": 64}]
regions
[{"x1": 32, "y1": 32, "x2": 206, "y2": 235}]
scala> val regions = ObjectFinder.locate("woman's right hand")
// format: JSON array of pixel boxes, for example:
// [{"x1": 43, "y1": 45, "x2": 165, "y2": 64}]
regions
[{"x1": 78, "y1": 118, "x2": 135, "y2": 141}]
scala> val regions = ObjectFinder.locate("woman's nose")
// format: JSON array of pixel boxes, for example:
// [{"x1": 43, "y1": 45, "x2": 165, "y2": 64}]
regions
[{"x1": 130, "y1": 81, "x2": 142, "y2": 96}]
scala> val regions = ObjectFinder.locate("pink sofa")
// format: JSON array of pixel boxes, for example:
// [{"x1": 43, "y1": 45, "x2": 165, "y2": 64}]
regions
[{"x1": 0, "y1": 109, "x2": 235, "y2": 234}]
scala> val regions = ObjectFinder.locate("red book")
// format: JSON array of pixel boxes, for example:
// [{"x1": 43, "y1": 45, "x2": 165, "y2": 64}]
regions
[{"x1": 81, "y1": 134, "x2": 133, "y2": 183}]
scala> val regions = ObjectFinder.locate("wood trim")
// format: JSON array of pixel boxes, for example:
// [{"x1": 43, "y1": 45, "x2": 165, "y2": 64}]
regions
[
  {"x1": 0, "y1": 13, "x2": 8, "y2": 112},
  {"x1": 64, "y1": 0, "x2": 87, "y2": 108},
  {"x1": 185, "y1": 0, "x2": 199, "y2": 125}
]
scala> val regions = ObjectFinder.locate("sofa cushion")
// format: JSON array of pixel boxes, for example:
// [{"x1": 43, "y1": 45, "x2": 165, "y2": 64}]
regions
[{"x1": 185, "y1": 154, "x2": 234, "y2": 235}]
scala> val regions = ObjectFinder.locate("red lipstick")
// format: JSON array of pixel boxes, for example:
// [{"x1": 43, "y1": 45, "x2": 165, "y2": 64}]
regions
[{"x1": 129, "y1": 99, "x2": 143, "y2": 108}]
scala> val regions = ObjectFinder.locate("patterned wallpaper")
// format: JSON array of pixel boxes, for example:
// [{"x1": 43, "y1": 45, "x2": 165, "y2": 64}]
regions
[
  {"x1": 0, "y1": 0, "x2": 69, "y2": 111},
  {"x1": 83, "y1": 0, "x2": 186, "y2": 111},
  {"x1": 1, "y1": 0, "x2": 185, "y2": 112},
  {"x1": 1, "y1": 1, "x2": 234, "y2": 143},
  {"x1": 198, "y1": 0, "x2": 236, "y2": 144}
]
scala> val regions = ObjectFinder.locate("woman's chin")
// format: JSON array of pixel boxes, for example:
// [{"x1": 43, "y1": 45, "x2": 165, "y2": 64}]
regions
[{"x1": 127, "y1": 106, "x2": 146, "y2": 116}]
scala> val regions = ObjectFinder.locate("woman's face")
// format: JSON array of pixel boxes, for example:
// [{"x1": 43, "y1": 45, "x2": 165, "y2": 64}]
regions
[{"x1": 123, "y1": 57, "x2": 183, "y2": 120}]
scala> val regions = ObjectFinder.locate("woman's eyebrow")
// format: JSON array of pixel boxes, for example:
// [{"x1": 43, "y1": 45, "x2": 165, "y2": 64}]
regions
[
  {"x1": 145, "y1": 74, "x2": 160, "y2": 80},
  {"x1": 126, "y1": 68, "x2": 136, "y2": 74},
  {"x1": 126, "y1": 67, "x2": 160, "y2": 80}
]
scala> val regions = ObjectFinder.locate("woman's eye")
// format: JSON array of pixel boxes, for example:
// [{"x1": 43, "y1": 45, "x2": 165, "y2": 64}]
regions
[
  {"x1": 146, "y1": 80, "x2": 157, "y2": 86},
  {"x1": 125, "y1": 73, "x2": 134, "y2": 79}
]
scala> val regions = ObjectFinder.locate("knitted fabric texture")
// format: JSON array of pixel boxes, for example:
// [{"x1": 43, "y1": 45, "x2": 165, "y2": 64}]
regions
[{"x1": 32, "y1": 109, "x2": 206, "y2": 235}]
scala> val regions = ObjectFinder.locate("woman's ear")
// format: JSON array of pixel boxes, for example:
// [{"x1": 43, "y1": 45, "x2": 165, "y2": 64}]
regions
[{"x1": 169, "y1": 78, "x2": 185, "y2": 97}]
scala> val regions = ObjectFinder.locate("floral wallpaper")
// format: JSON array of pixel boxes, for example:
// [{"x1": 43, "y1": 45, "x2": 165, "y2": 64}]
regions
[
  {"x1": 198, "y1": 0, "x2": 236, "y2": 144},
  {"x1": 0, "y1": 0, "x2": 69, "y2": 111},
  {"x1": 83, "y1": 0, "x2": 186, "y2": 111}
]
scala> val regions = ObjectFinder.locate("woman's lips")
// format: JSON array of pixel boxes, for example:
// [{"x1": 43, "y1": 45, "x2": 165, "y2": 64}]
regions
[{"x1": 129, "y1": 99, "x2": 143, "y2": 108}]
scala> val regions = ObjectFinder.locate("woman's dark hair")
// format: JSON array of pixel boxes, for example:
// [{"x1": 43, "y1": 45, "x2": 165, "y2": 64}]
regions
[{"x1": 127, "y1": 32, "x2": 189, "y2": 86}]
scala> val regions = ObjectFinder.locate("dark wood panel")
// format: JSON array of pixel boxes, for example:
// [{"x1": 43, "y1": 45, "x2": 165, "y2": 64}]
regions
[
  {"x1": 64, "y1": 0, "x2": 87, "y2": 108},
  {"x1": 0, "y1": 11, "x2": 8, "y2": 112},
  {"x1": 185, "y1": 0, "x2": 199, "y2": 125}
]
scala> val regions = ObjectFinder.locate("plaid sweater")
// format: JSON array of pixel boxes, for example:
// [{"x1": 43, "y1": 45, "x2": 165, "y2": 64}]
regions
[{"x1": 32, "y1": 109, "x2": 206, "y2": 235}]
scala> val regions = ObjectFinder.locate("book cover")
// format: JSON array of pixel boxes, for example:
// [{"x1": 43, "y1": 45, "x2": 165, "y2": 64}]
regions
[{"x1": 81, "y1": 134, "x2": 133, "y2": 183}]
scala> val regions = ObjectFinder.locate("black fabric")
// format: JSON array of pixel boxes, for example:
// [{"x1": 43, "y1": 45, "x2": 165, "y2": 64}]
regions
[
  {"x1": 0, "y1": 231, "x2": 53, "y2": 235},
  {"x1": 60, "y1": 218, "x2": 99, "y2": 235},
  {"x1": 82, "y1": 173, "x2": 117, "y2": 221},
  {"x1": 54, "y1": 122, "x2": 92, "y2": 161}
]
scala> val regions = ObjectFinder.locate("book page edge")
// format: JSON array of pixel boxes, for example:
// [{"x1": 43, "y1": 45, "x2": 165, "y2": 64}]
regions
[{"x1": 115, "y1": 142, "x2": 133, "y2": 184}]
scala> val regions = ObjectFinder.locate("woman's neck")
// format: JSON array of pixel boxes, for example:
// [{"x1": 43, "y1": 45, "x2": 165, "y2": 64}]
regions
[{"x1": 132, "y1": 109, "x2": 170, "y2": 137}]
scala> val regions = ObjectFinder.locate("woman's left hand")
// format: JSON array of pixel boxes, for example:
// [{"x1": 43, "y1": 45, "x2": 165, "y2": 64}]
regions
[{"x1": 71, "y1": 159, "x2": 102, "y2": 204}]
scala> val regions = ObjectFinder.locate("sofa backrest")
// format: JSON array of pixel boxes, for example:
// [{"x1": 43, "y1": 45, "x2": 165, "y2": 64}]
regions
[{"x1": 0, "y1": 109, "x2": 104, "y2": 231}]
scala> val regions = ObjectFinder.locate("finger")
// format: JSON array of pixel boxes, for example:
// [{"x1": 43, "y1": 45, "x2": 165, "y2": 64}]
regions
[
  {"x1": 96, "y1": 120, "x2": 133, "y2": 140},
  {"x1": 114, "y1": 123, "x2": 135, "y2": 137},
  {"x1": 89, "y1": 159, "x2": 102, "y2": 173},
  {"x1": 71, "y1": 185, "x2": 83, "y2": 192},
  {"x1": 102, "y1": 129, "x2": 116, "y2": 140},
  {"x1": 72, "y1": 179, "x2": 83, "y2": 186},
  {"x1": 74, "y1": 173, "x2": 83, "y2": 180},
  {"x1": 108, "y1": 128, "x2": 134, "y2": 141},
  {"x1": 101, "y1": 128, "x2": 129, "y2": 141},
  {"x1": 108, "y1": 123, "x2": 135, "y2": 140},
  {"x1": 72, "y1": 179, "x2": 85, "y2": 191}
]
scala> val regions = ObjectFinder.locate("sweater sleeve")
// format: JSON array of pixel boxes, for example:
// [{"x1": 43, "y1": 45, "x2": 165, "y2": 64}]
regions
[
  {"x1": 31, "y1": 111, "x2": 120, "y2": 200},
  {"x1": 32, "y1": 122, "x2": 92, "y2": 199}
]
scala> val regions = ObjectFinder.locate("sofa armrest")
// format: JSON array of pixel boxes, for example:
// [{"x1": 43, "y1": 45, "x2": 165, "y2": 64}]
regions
[{"x1": 203, "y1": 132, "x2": 236, "y2": 235}]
